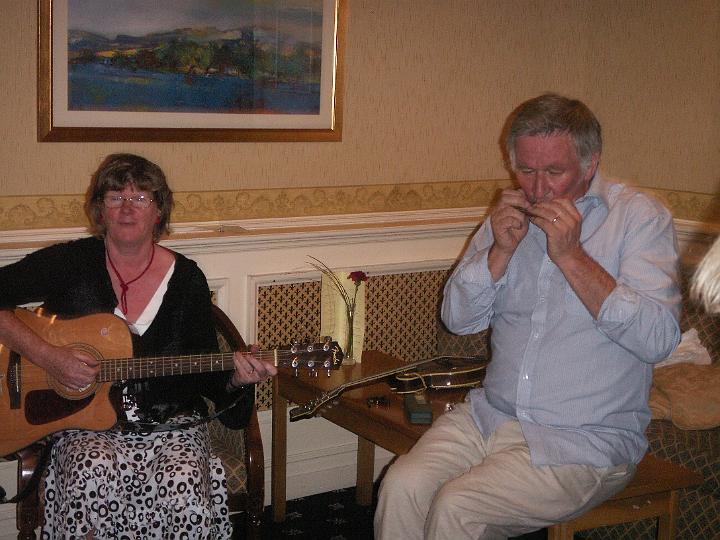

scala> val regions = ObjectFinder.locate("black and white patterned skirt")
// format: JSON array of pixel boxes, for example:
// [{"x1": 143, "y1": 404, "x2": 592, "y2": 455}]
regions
[{"x1": 41, "y1": 417, "x2": 233, "y2": 539}]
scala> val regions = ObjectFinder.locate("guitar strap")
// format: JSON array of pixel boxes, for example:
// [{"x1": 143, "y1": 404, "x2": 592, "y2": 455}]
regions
[{"x1": 117, "y1": 392, "x2": 246, "y2": 433}]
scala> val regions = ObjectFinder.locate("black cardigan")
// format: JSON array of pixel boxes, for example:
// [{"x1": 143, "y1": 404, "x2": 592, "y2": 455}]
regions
[{"x1": 0, "y1": 236, "x2": 253, "y2": 429}]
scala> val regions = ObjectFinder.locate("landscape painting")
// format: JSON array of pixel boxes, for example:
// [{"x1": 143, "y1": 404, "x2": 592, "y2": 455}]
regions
[{"x1": 38, "y1": 0, "x2": 345, "y2": 142}]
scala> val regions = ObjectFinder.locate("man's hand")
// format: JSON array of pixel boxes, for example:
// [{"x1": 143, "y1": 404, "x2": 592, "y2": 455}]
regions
[
  {"x1": 488, "y1": 189, "x2": 532, "y2": 280},
  {"x1": 528, "y1": 198, "x2": 616, "y2": 318},
  {"x1": 526, "y1": 198, "x2": 583, "y2": 266}
]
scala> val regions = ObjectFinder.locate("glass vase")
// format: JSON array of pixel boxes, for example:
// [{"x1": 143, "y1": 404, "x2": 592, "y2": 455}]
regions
[{"x1": 344, "y1": 307, "x2": 355, "y2": 365}]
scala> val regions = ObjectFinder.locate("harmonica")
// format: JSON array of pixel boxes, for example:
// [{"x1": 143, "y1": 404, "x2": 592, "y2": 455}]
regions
[{"x1": 510, "y1": 205, "x2": 539, "y2": 217}]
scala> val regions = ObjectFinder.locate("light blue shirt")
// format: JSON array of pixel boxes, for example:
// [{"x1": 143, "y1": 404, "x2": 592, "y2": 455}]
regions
[{"x1": 441, "y1": 175, "x2": 681, "y2": 467}]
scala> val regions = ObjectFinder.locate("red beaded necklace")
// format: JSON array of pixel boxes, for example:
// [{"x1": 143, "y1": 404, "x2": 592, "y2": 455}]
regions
[{"x1": 106, "y1": 243, "x2": 156, "y2": 315}]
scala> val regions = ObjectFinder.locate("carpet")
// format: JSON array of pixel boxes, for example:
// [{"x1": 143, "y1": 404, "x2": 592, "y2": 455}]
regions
[{"x1": 232, "y1": 487, "x2": 549, "y2": 540}]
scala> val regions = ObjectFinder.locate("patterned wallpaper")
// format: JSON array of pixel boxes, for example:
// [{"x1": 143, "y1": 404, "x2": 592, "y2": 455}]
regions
[
  {"x1": 254, "y1": 270, "x2": 449, "y2": 410},
  {"x1": 0, "y1": 181, "x2": 718, "y2": 232}
]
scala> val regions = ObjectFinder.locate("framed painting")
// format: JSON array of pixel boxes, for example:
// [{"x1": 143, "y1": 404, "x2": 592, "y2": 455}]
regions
[{"x1": 37, "y1": 0, "x2": 345, "y2": 142}]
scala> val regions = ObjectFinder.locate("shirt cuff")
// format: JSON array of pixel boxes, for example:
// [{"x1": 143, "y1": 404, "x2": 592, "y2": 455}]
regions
[
  {"x1": 596, "y1": 283, "x2": 639, "y2": 328},
  {"x1": 458, "y1": 250, "x2": 506, "y2": 288}
]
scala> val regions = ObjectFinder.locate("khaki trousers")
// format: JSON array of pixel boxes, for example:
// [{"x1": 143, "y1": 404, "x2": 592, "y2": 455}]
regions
[{"x1": 374, "y1": 402, "x2": 635, "y2": 540}]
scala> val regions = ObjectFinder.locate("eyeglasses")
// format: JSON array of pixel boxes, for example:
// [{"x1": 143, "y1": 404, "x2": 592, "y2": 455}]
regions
[{"x1": 102, "y1": 194, "x2": 154, "y2": 209}]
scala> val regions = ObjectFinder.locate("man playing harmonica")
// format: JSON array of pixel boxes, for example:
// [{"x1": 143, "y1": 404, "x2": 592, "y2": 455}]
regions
[{"x1": 375, "y1": 94, "x2": 682, "y2": 540}]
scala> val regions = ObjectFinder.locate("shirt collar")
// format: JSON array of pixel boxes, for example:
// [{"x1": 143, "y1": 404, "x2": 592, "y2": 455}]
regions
[{"x1": 576, "y1": 172, "x2": 609, "y2": 212}]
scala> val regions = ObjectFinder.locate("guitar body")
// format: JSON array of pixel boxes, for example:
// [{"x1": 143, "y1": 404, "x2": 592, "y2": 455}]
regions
[
  {"x1": 389, "y1": 356, "x2": 489, "y2": 394},
  {"x1": 0, "y1": 309, "x2": 132, "y2": 456}
]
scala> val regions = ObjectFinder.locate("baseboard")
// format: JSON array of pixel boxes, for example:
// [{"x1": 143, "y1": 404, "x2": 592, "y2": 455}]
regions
[
  {"x1": 257, "y1": 409, "x2": 395, "y2": 506},
  {"x1": 0, "y1": 502, "x2": 16, "y2": 540},
  {"x1": 0, "y1": 460, "x2": 17, "y2": 538}
]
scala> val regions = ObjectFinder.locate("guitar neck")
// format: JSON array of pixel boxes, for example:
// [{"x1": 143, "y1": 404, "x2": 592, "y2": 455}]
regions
[
  {"x1": 288, "y1": 356, "x2": 452, "y2": 421},
  {"x1": 98, "y1": 349, "x2": 285, "y2": 382},
  {"x1": 331, "y1": 356, "x2": 446, "y2": 394}
]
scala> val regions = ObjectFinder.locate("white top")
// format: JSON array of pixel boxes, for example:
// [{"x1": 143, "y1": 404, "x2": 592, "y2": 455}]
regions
[
  {"x1": 116, "y1": 262, "x2": 175, "y2": 420},
  {"x1": 114, "y1": 261, "x2": 175, "y2": 336}
]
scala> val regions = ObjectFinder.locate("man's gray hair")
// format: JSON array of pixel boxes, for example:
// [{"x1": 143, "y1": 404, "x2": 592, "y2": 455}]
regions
[{"x1": 505, "y1": 94, "x2": 602, "y2": 172}]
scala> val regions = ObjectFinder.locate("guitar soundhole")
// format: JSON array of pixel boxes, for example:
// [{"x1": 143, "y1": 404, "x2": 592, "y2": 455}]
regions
[{"x1": 25, "y1": 390, "x2": 94, "y2": 425}]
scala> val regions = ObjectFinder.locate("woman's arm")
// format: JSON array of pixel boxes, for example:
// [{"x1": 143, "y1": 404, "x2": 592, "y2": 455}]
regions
[{"x1": 0, "y1": 308, "x2": 99, "y2": 390}]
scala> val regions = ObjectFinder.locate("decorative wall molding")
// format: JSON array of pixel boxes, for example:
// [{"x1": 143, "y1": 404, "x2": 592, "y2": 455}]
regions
[
  {"x1": 0, "y1": 180, "x2": 509, "y2": 231},
  {"x1": 2, "y1": 208, "x2": 717, "y2": 264},
  {"x1": 1, "y1": 179, "x2": 717, "y2": 232},
  {"x1": 0, "y1": 207, "x2": 483, "y2": 261}
]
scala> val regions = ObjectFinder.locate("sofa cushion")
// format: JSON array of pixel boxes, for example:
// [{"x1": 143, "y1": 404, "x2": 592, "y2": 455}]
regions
[{"x1": 651, "y1": 363, "x2": 720, "y2": 430}]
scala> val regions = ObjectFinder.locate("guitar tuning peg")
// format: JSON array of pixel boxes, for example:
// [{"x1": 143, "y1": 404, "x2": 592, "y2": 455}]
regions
[
  {"x1": 290, "y1": 340, "x2": 299, "y2": 354},
  {"x1": 325, "y1": 368, "x2": 331, "y2": 377},
  {"x1": 306, "y1": 343, "x2": 314, "y2": 352}
]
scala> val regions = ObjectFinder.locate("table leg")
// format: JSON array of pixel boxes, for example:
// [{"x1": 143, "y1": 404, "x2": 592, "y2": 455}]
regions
[
  {"x1": 356, "y1": 436, "x2": 375, "y2": 506},
  {"x1": 271, "y1": 377, "x2": 288, "y2": 522}
]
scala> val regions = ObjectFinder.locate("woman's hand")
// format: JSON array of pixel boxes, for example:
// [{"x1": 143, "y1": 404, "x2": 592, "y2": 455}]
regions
[
  {"x1": 44, "y1": 346, "x2": 100, "y2": 391},
  {"x1": 227, "y1": 346, "x2": 278, "y2": 390}
]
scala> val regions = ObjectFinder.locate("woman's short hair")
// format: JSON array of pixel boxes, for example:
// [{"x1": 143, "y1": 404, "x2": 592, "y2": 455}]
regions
[
  {"x1": 85, "y1": 153, "x2": 173, "y2": 241},
  {"x1": 504, "y1": 93, "x2": 602, "y2": 173}
]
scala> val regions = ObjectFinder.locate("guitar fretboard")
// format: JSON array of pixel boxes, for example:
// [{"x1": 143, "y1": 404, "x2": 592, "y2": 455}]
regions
[
  {"x1": 98, "y1": 347, "x2": 339, "y2": 382},
  {"x1": 99, "y1": 352, "x2": 237, "y2": 382}
]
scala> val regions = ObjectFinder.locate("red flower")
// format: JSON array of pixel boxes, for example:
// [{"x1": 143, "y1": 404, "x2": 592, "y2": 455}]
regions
[{"x1": 348, "y1": 271, "x2": 368, "y2": 285}]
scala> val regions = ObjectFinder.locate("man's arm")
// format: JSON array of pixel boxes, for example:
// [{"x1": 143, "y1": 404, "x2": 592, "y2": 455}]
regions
[
  {"x1": 443, "y1": 189, "x2": 534, "y2": 333},
  {"x1": 555, "y1": 250, "x2": 616, "y2": 318},
  {"x1": 533, "y1": 195, "x2": 681, "y2": 362},
  {"x1": 441, "y1": 223, "x2": 503, "y2": 335}
]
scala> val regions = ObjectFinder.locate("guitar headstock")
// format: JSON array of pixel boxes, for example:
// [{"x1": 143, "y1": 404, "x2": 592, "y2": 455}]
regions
[
  {"x1": 275, "y1": 338, "x2": 344, "y2": 374},
  {"x1": 289, "y1": 387, "x2": 343, "y2": 421}
]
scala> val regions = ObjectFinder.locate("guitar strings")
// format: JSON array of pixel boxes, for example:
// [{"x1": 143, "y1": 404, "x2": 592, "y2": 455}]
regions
[{"x1": 17, "y1": 347, "x2": 342, "y2": 385}]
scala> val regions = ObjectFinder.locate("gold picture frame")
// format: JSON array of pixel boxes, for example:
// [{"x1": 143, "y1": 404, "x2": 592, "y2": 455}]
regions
[{"x1": 37, "y1": 0, "x2": 345, "y2": 142}]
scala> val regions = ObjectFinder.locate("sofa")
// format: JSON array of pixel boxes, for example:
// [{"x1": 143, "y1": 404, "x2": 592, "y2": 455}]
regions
[{"x1": 436, "y1": 269, "x2": 720, "y2": 540}]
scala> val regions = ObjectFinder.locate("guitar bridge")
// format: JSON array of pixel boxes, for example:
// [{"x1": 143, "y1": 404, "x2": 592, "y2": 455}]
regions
[{"x1": 7, "y1": 350, "x2": 21, "y2": 409}]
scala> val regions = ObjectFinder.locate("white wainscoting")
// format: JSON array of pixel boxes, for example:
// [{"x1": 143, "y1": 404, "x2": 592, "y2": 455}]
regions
[
  {"x1": 0, "y1": 208, "x2": 716, "y2": 530},
  {"x1": 0, "y1": 460, "x2": 16, "y2": 539}
]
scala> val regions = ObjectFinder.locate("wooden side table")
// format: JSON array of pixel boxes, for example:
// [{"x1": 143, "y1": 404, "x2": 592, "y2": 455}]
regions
[{"x1": 271, "y1": 350, "x2": 467, "y2": 522}]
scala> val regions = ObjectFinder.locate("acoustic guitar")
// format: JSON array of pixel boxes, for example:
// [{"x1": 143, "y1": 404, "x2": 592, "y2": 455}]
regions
[
  {"x1": 289, "y1": 355, "x2": 487, "y2": 421},
  {"x1": 0, "y1": 308, "x2": 343, "y2": 456}
]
